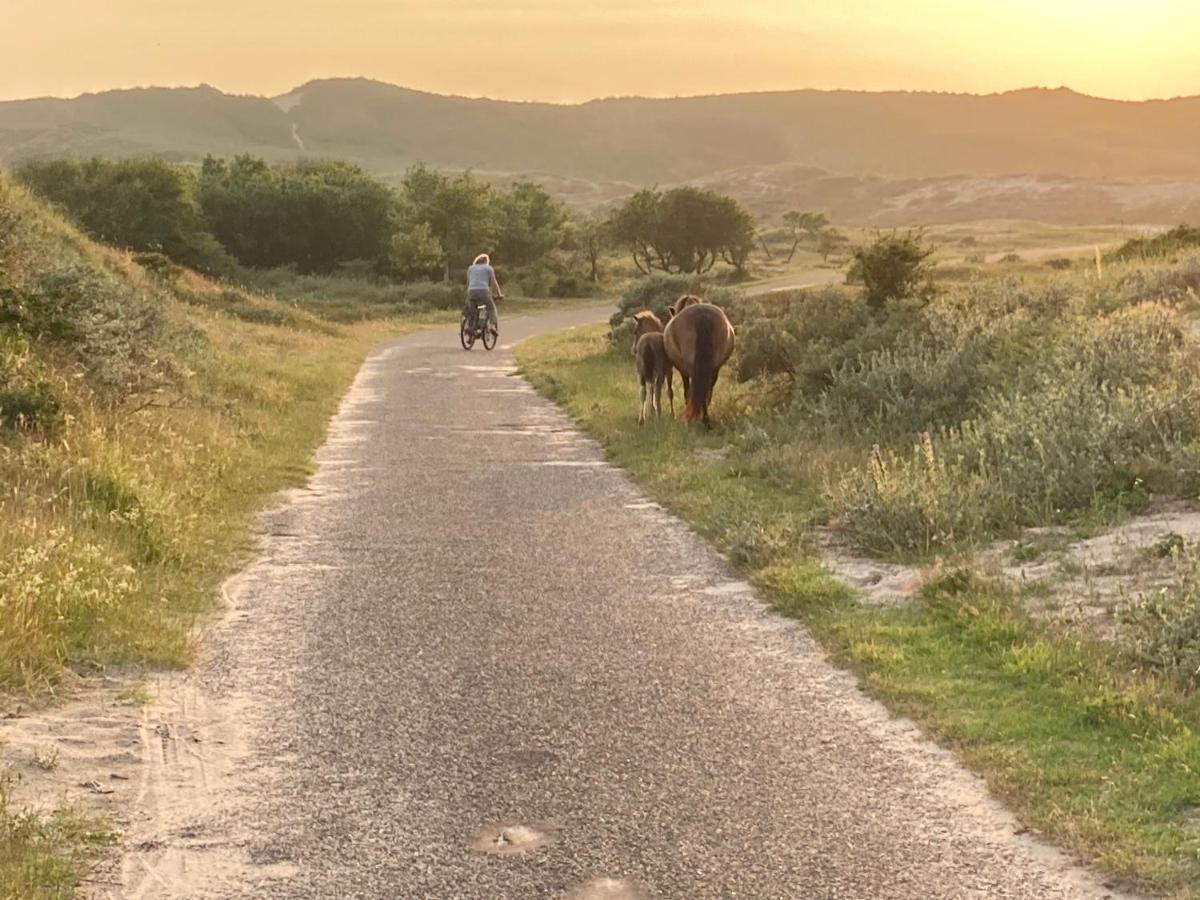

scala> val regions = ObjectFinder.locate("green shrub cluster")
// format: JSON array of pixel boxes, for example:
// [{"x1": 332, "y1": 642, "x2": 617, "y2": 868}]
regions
[
  {"x1": 17, "y1": 155, "x2": 603, "y2": 308},
  {"x1": 1108, "y1": 224, "x2": 1200, "y2": 263},
  {"x1": 832, "y1": 293, "x2": 1200, "y2": 555},
  {"x1": 15, "y1": 158, "x2": 234, "y2": 275},
  {"x1": 730, "y1": 242, "x2": 1200, "y2": 556},
  {"x1": 1123, "y1": 551, "x2": 1200, "y2": 687}
]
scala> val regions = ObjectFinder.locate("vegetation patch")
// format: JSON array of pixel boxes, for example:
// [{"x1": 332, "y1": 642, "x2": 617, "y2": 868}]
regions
[
  {"x1": 519, "y1": 246, "x2": 1200, "y2": 895},
  {"x1": 0, "y1": 775, "x2": 116, "y2": 900}
]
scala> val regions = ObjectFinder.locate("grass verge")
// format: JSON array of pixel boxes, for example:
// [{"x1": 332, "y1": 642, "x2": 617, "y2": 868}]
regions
[
  {"x1": 517, "y1": 325, "x2": 1200, "y2": 898},
  {"x1": 0, "y1": 774, "x2": 117, "y2": 900}
]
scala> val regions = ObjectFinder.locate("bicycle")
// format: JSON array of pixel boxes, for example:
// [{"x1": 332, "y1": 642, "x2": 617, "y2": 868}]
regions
[{"x1": 460, "y1": 295, "x2": 501, "y2": 351}]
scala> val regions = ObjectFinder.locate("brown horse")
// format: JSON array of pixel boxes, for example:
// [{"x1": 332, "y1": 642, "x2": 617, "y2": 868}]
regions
[
  {"x1": 663, "y1": 298, "x2": 735, "y2": 427},
  {"x1": 632, "y1": 311, "x2": 674, "y2": 423}
]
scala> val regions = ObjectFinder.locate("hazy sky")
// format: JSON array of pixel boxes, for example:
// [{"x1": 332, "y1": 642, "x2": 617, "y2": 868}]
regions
[{"x1": 3, "y1": 0, "x2": 1198, "y2": 103}]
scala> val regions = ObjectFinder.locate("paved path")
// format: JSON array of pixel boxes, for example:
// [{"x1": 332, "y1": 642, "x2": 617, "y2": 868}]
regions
[{"x1": 114, "y1": 307, "x2": 1127, "y2": 900}]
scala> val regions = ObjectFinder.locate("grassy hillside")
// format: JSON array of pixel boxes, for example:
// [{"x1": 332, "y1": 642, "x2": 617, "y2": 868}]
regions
[
  {"x1": 0, "y1": 171, "x2": 445, "y2": 894},
  {"x1": 0, "y1": 173, "x2": 450, "y2": 695},
  {"x1": 6, "y1": 80, "x2": 1200, "y2": 223}
]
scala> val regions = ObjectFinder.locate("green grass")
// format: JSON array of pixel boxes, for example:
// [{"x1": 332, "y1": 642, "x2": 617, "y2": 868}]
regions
[
  {"x1": 0, "y1": 775, "x2": 117, "y2": 900},
  {"x1": 517, "y1": 325, "x2": 1200, "y2": 898}
]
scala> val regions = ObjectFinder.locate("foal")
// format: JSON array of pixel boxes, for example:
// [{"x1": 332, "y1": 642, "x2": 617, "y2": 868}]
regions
[{"x1": 632, "y1": 311, "x2": 675, "y2": 424}]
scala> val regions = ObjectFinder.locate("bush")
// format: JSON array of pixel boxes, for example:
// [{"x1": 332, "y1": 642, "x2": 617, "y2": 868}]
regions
[
  {"x1": 833, "y1": 301, "x2": 1200, "y2": 556},
  {"x1": 1045, "y1": 257, "x2": 1073, "y2": 270},
  {"x1": 847, "y1": 231, "x2": 935, "y2": 309},
  {"x1": 1109, "y1": 225, "x2": 1200, "y2": 263},
  {"x1": 608, "y1": 273, "x2": 740, "y2": 339},
  {"x1": 1120, "y1": 253, "x2": 1200, "y2": 305},
  {"x1": 133, "y1": 251, "x2": 184, "y2": 282},
  {"x1": 1124, "y1": 553, "x2": 1200, "y2": 686},
  {"x1": 729, "y1": 286, "x2": 937, "y2": 400},
  {"x1": 813, "y1": 338, "x2": 988, "y2": 437}
]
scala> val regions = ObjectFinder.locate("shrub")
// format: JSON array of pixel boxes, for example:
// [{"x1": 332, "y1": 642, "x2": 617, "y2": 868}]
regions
[
  {"x1": 1109, "y1": 225, "x2": 1200, "y2": 263},
  {"x1": 833, "y1": 303, "x2": 1200, "y2": 556},
  {"x1": 1123, "y1": 554, "x2": 1200, "y2": 686},
  {"x1": 813, "y1": 338, "x2": 988, "y2": 437},
  {"x1": 847, "y1": 231, "x2": 935, "y2": 309},
  {"x1": 133, "y1": 251, "x2": 184, "y2": 282},
  {"x1": 1045, "y1": 257, "x2": 1073, "y2": 270},
  {"x1": 608, "y1": 273, "x2": 740, "y2": 339},
  {"x1": 1120, "y1": 253, "x2": 1200, "y2": 305}
]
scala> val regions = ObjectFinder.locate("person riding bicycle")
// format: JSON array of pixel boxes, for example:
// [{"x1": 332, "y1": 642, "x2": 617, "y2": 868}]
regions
[{"x1": 466, "y1": 253, "x2": 503, "y2": 335}]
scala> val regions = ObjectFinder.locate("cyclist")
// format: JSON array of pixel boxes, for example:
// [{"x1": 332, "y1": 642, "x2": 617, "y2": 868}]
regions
[{"x1": 466, "y1": 253, "x2": 503, "y2": 335}]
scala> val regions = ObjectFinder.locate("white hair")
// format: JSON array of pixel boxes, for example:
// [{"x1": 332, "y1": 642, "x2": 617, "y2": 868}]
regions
[{"x1": 473, "y1": 253, "x2": 490, "y2": 265}]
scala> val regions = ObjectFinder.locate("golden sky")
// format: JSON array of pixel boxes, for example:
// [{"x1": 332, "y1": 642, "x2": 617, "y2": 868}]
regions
[{"x1": 2, "y1": 0, "x2": 1198, "y2": 103}]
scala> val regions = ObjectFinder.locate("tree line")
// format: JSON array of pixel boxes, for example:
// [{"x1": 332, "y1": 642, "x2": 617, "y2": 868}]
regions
[
  {"x1": 15, "y1": 157, "x2": 590, "y2": 292},
  {"x1": 17, "y1": 155, "x2": 839, "y2": 289}
]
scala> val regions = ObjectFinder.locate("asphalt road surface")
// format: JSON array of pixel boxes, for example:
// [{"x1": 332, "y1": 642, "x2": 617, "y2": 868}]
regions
[{"x1": 116, "y1": 306, "x2": 1127, "y2": 900}]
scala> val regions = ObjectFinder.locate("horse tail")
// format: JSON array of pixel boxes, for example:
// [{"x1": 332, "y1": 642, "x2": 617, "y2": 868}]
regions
[{"x1": 684, "y1": 315, "x2": 716, "y2": 424}]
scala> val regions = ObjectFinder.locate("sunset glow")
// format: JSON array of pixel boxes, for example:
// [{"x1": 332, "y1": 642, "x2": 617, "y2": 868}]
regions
[{"x1": 2, "y1": 0, "x2": 1198, "y2": 102}]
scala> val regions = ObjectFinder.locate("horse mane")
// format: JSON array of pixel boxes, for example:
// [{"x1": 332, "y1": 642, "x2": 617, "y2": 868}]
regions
[{"x1": 633, "y1": 310, "x2": 665, "y2": 332}]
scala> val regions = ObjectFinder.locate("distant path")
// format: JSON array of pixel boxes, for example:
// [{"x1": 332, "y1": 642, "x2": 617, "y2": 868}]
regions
[
  {"x1": 744, "y1": 267, "x2": 843, "y2": 296},
  {"x1": 112, "y1": 306, "x2": 1129, "y2": 899},
  {"x1": 742, "y1": 240, "x2": 1122, "y2": 298}
]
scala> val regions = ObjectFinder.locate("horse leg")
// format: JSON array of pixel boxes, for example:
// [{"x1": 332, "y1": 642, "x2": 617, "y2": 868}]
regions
[
  {"x1": 638, "y1": 381, "x2": 647, "y2": 425},
  {"x1": 681, "y1": 372, "x2": 691, "y2": 403},
  {"x1": 666, "y1": 369, "x2": 675, "y2": 417},
  {"x1": 652, "y1": 377, "x2": 663, "y2": 417}
]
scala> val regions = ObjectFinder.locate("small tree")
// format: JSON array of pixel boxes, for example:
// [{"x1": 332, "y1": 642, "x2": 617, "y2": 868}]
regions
[
  {"x1": 389, "y1": 223, "x2": 444, "y2": 282},
  {"x1": 847, "y1": 231, "x2": 935, "y2": 309},
  {"x1": 817, "y1": 227, "x2": 847, "y2": 263},
  {"x1": 576, "y1": 215, "x2": 610, "y2": 283},
  {"x1": 781, "y1": 210, "x2": 830, "y2": 263}
]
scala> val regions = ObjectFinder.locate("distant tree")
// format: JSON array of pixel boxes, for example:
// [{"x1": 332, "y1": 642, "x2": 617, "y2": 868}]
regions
[
  {"x1": 847, "y1": 230, "x2": 935, "y2": 309},
  {"x1": 781, "y1": 210, "x2": 831, "y2": 263},
  {"x1": 576, "y1": 216, "x2": 610, "y2": 282},
  {"x1": 389, "y1": 222, "x2": 444, "y2": 281},
  {"x1": 608, "y1": 188, "x2": 662, "y2": 274},
  {"x1": 718, "y1": 198, "x2": 757, "y2": 276},
  {"x1": 492, "y1": 181, "x2": 568, "y2": 268},
  {"x1": 609, "y1": 187, "x2": 756, "y2": 275},
  {"x1": 17, "y1": 157, "x2": 231, "y2": 273},
  {"x1": 817, "y1": 227, "x2": 847, "y2": 263},
  {"x1": 198, "y1": 155, "x2": 395, "y2": 273},
  {"x1": 397, "y1": 165, "x2": 495, "y2": 280}
]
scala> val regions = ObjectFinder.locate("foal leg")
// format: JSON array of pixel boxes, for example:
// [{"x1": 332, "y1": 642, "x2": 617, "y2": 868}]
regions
[
  {"x1": 667, "y1": 370, "x2": 675, "y2": 417},
  {"x1": 638, "y1": 381, "x2": 648, "y2": 425},
  {"x1": 652, "y1": 377, "x2": 663, "y2": 417}
]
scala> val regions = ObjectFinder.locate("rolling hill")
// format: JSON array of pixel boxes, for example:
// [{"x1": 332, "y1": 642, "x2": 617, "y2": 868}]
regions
[{"x1": 3, "y1": 78, "x2": 1199, "y2": 223}]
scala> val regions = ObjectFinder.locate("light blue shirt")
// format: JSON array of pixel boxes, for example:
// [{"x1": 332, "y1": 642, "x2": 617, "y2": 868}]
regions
[{"x1": 467, "y1": 263, "x2": 495, "y2": 293}]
